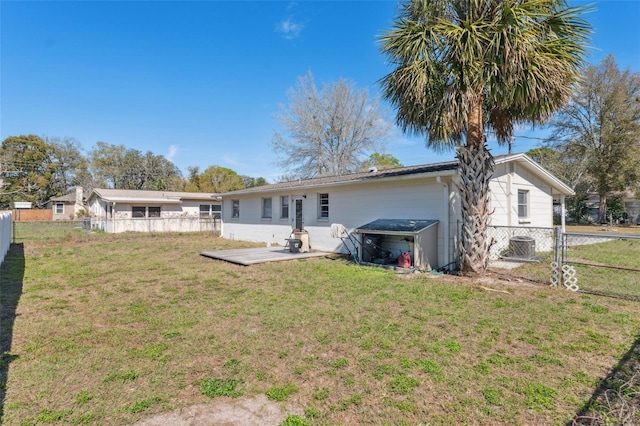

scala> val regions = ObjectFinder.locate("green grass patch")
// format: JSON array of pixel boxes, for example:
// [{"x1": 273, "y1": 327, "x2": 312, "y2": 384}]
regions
[
  {"x1": 198, "y1": 378, "x2": 244, "y2": 398},
  {"x1": 2, "y1": 232, "x2": 639, "y2": 425},
  {"x1": 266, "y1": 383, "x2": 298, "y2": 401}
]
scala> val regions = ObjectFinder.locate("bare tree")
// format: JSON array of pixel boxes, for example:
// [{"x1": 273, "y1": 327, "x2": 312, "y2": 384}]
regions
[
  {"x1": 272, "y1": 71, "x2": 392, "y2": 179},
  {"x1": 548, "y1": 55, "x2": 640, "y2": 223}
]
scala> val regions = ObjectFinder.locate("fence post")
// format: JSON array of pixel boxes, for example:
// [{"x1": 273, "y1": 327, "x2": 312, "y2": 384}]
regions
[{"x1": 552, "y1": 226, "x2": 563, "y2": 287}]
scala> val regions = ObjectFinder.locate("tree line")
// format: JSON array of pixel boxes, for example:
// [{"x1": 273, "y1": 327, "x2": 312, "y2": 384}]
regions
[
  {"x1": 527, "y1": 55, "x2": 640, "y2": 224},
  {"x1": 0, "y1": 136, "x2": 269, "y2": 209}
]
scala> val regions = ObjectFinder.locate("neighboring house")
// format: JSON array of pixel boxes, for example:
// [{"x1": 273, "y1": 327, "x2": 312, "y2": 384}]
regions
[
  {"x1": 46, "y1": 187, "x2": 86, "y2": 220},
  {"x1": 584, "y1": 190, "x2": 640, "y2": 225},
  {"x1": 86, "y1": 189, "x2": 222, "y2": 233},
  {"x1": 218, "y1": 153, "x2": 573, "y2": 271}
]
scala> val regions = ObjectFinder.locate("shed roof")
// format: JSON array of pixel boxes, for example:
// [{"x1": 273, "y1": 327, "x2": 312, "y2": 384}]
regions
[{"x1": 357, "y1": 219, "x2": 439, "y2": 234}]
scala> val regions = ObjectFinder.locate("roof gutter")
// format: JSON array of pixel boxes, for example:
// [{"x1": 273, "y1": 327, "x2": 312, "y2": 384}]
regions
[{"x1": 223, "y1": 169, "x2": 459, "y2": 197}]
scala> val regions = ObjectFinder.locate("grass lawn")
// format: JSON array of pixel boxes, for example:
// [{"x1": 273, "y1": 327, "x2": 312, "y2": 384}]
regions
[
  {"x1": 565, "y1": 224, "x2": 640, "y2": 236},
  {"x1": 2, "y1": 233, "x2": 639, "y2": 425}
]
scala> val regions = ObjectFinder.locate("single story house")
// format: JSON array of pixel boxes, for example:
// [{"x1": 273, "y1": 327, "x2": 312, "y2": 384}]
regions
[
  {"x1": 46, "y1": 187, "x2": 86, "y2": 220},
  {"x1": 86, "y1": 188, "x2": 222, "y2": 233},
  {"x1": 585, "y1": 190, "x2": 640, "y2": 225},
  {"x1": 218, "y1": 153, "x2": 573, "y2": 271}
]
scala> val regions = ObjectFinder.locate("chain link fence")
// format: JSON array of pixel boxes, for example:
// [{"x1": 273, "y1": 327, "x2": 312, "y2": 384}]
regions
[
  {"x1": 488, "y1": 225, "x2": 640, "y2": 300},
  {"x1": 557, "y1": 232, "x2": 640, "y2": 300},
  {"x1": 12, "y1": 217, "x2": 221, "y2": 244}
]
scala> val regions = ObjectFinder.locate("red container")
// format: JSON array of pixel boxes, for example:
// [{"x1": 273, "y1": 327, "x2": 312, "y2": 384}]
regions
[{"x1": 398, "y1": 252, "x2": 412, "y2": 268}]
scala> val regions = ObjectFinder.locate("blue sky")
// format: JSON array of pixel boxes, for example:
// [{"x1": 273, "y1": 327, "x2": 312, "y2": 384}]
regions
[{"x1": 1, "y1": 1, "x2": 639, "y2": 182}]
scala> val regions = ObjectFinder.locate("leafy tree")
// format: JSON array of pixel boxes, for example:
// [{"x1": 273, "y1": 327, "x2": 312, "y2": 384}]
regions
[
  {"x1": 272, "y1": 71, "x2": 392, "y2": 178},
  {"x1": 566, "y1": 191, "x2": 590, "y2": 224},
  {"x1": 379, "y1": 0, "x2": 590, "y2": 274},
  {"x1": 47, "y1": 136, "x2": 93, "y2": 194},
  {"x1": 0, "y1": 134, "x2": 57, "y2": 208},
  {"x1": 526, "y1": 146, "x2": 588, "y2": 190},
  {"x1": 90, "y1": 142, "x2": 182, "y2": 190},
  {"x1": 359, "y1": 153, "x2": 403, "y2": 171},
  {"x1": 547, "y1": 55, "x2": 640, "y2": 223},
  {"x1": 242, "y1": 176, "x2": 269, "y2": 188},
  {"x1": 184, "y1": 165, "x2": 245, "y2": 193}
]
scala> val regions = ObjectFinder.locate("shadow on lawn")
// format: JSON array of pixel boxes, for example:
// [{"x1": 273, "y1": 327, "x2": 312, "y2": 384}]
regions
[
  {"x1": 0, "y1": 244, "x2": 25, "y2": 424},
  {"x1": 572, "y1": 333, "x2": 640, "y2": 425}
]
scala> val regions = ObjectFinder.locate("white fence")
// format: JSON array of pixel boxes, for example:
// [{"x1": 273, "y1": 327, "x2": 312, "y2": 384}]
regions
[
  {"x1": 0, "y1": 211, "x2": 12, "y2": 264},
  {"x1": 91, "y1": 216, "x2": 220, "y2": 234}
]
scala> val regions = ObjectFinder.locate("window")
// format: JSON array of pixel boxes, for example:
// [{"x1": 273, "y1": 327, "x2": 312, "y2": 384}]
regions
[
  {"x1": 231, "y1": 200, "x2": 240, "y2": 218},
  {"x1": 132, "y1": 206, "x2": 146, "y2": 218},
  {"x1": 318, "y1": 193, "x2": 329, "y2": 219},
  {"x1": 148, "y1": 207, "x2": 161, "y2": 218},
  {"x1": 280, "y1": 196, "x2": 289, "y2": 219},
  {"x1": 262, "y1": 198, "x2": 272, "y2": 219},
  {"x1": 55, "y1": 203, "x2": 64, "y2": 214},
  {"x1": 518, "y1": 190, "x2": 529, "y2": 218},
  {"x1": 212, "y1": 204, "x2": 221, "y2": 218},
  {"x1": 200, "y1": 204, "x2": 222, "y2": 218},
  {"x1": 132, "y1": 206, "x2": 161, "y2": 218}
]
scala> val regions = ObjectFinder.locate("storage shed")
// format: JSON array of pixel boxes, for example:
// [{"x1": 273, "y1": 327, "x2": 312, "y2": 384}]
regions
[{"x1": 356, "y1": 219, "x2": 439, "y2": 271}]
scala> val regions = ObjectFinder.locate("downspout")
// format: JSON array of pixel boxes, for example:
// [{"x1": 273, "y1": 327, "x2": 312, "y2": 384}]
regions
[
  {"x1": 436, "y1": 176, "x2": 450, "y2": 271},
  {"x1": 219, "y1": 199, "x2": 224, "y2": 237},
  {"x1": 560, "y1": 195, "x2": 566, "y2": 233},
  {"x1": 506, "y1": 172, "x2": 512, "y2": 227},
  {"x1": 112, "y1": 201, "x2": 116, "y2": 233}
]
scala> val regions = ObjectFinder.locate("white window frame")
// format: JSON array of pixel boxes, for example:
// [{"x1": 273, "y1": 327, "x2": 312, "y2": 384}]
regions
[
  {"x1": 262, "y1": 197, "x2": 272, "y2": 219},
  {"x1": 318, "y1": 193, "x2": 329, "y2": 219},
  {"x1": 280, "y1": 196, "x2": 289, "y2": 219},
  {"x1": 231, "y1": 200, "x2": 240, "y2": 219},
  {"x1": 200, "y1": 204, "x2": 222, "y2": 219},
  {"x1": 517, "y1": 189, "x2": 529, "y2": 219},
  {"x1": 55, "y1": 203, "x2": 64, "y2": 214}
]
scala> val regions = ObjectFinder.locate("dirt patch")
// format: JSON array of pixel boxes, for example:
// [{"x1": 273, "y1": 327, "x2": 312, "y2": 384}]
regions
[{"x1": 134, "y1": 395, "x2": 301, "y2": 426}]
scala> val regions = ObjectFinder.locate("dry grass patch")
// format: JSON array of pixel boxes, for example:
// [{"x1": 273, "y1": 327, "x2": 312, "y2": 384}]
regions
[{"x1": 2, "y1": 233, "x2": 639, "y2": 425}]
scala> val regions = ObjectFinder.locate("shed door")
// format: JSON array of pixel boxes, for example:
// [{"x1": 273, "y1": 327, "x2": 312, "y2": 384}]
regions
[{"x1": 295, "y1": 199, "x2": 303, "y2": 230}]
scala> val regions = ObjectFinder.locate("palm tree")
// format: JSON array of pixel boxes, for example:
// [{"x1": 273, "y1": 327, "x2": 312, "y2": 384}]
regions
[{"x1": 379, "y1": 0, "x2": 591, "y2": 274}]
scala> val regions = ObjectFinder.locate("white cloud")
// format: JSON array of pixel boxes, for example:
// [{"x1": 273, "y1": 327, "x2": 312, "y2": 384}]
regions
[
  {"x1": 276, "y1": 17, "x2": 304, "y2": 40},
  {"x1": 167, "y1": 144, "x2": 179, "y2": 162}
]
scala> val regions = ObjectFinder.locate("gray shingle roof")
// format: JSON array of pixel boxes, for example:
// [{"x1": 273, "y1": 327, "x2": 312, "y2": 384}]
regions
[
  {"x1": 223, "y1": 160, "x2": 460, "y2": 196},
  {"x1": 49, "y1": 193, "x2": 77, "y2": 203}
]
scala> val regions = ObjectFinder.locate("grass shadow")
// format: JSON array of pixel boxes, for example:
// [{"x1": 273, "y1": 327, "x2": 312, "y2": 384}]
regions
[
  {"x1": 572, "y1": 333, "x2": 640, "y2": 425},
  {"x1": 0, "y1": 244, "x2": 25, "y2": 423}
]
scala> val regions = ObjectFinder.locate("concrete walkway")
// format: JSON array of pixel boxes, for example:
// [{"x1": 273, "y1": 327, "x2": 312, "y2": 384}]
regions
[{"x1": 200, "y1": 247, "x2": 328, "y2": 266}]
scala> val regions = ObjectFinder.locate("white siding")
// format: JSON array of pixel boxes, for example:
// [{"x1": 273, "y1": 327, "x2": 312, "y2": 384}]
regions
[
  {"x1": 490, "y1": 163, "x2": 553, "y2": 228},
  {"x1": 222, "y1": 177, "x2": 453, "y2": 268},
  {"x1": 88, "y1": 197, "x2": 220, "y2": 233}
]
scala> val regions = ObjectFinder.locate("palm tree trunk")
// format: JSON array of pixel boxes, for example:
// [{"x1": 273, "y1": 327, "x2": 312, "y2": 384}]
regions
[{"x1": 458, "y1": 96, "x2": 494, "y2": 275}]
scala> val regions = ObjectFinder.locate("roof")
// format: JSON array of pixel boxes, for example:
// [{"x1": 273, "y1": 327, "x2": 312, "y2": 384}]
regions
[
  {"x1": 221, "y1": 153, "x2": 574, "y2": 197},
  {"x1": 49, "y1": 193, "x2": 76, "y2": 203},
  {"x1": 357, "y1": 219, "x2": 439, "y2": 234},
  {"x1": 223, "y1": 161, "x2": 460, "y2": 196},
  {"x1": 87, "y1": 188, "x2": 220, "y2": 204},
  {"x1": 494, "y1": 153, "x2": 574, "y2": 196}
]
